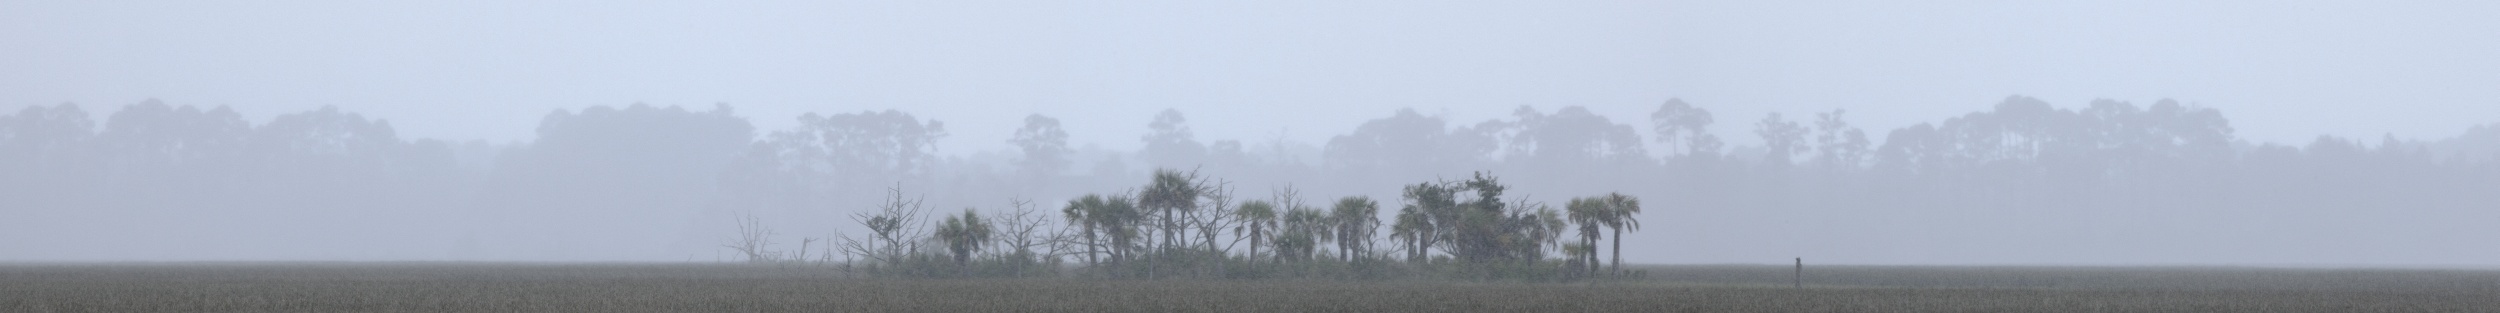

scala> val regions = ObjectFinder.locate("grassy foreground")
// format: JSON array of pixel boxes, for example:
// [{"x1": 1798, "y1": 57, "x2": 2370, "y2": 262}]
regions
[{"x1": 4, "y1": 263, "x2": 2496, "y2": 312}]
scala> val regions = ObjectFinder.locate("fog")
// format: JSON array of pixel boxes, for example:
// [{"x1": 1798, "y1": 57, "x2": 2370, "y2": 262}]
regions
[
  {"x1": 4, "y1": 1, "x2": 2497, "y2": 266},
  {"x1": 6, "y1": 98, "x2": 2495, "y2": 265}
]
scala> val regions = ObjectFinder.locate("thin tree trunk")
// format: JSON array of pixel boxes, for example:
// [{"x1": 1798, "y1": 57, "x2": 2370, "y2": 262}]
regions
[
  {"x1": 1147, "y1": 222, "x2": 1158, "y2": 280},
  {"x1": 1250, "y1": 228, "x2": 1262, "y2": 265},
  {"x1": 1589, "y1": 238, "x2": 1601, "y2": 277},
  {"x1": 1205, "y1": 226, "x2": 1220, "y2": 277},
  {"x1": 1341, "y1": 234, "x2": 1352, "y2": 263},
  {"x1": 1611, "y1": 227, "x2": 1622, "y2": 276},
  {"x1": 1410, "y1": 235, "x2": 1430, "y2": 262}
]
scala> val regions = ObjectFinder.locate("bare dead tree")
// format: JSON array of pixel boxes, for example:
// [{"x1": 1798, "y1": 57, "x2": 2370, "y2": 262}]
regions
[
  {"x1": 1271, "y1": 185, "x2": 1308, "y2": 263},
  {"x1": 835, "y1": 184, "x2": 930, "y2": 268},
  {"x1": 723, "y1": 212, "x2": 777, "y2": 263},
  {"x1": 815, "y1": 232, "x2": 855, "y2": 274},
  {"x1": 994, "y1": 197, "x2": 1061, "y2": 276},
  {"x1": 797, "y1": 237, "x2": 819, "y2": 264},
  {"x1": 1194, "y1": 177, "x2": 1235, "y2": 252},
  {"x1": 1192, "y1": 177, "x2": 1237, "y2": 277},
  {"x1": 1041, "y1": 224, "x2": 1085, "y2": 268}
]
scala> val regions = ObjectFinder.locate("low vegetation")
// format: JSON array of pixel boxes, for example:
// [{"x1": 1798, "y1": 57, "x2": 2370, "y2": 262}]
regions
[{"x1": 7, "y1": 263, "x2": 2495, "y2": 312}]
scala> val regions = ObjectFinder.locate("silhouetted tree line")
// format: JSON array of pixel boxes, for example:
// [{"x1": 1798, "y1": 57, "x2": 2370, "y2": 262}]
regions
[
  {"x1": 0, "y1": 100, "x2": 475, "y2": 259},
  {"x1": 2, "y1": 96, "x2": 2495, "y2": 264},
  {"x1": 780, "y1": 168, "x2": 1642, "y2": 280}
]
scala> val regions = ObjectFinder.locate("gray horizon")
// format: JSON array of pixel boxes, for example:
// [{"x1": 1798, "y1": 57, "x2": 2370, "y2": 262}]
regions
[{"x1": 4, "y1": 1, "x2": 2497, "y2": 266}]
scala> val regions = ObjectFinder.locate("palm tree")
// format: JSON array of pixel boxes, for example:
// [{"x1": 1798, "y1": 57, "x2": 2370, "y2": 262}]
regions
[
  {"x1": 1098, "y1": 195, "x2": 1141, "y2": 265},
  {"x1": 1389, "y1": 206, "x2": 1431, "y2": 263},
  {"x1": 1400, "y1": 182, "x2": 1458, "y2": 261},
  {"x1": 1139, "y1": 169, "x2": 1200, "y2": 251},
  {"x1": 1330, "y1": 196, "x2": 1379, "y2": 262},
  {"x1": 1280, "y1": 206, "x2": 1332, "y2": 262},
  {"x1": 1064, "y1": 194, "x2": 1142, "y2": 267},
  {"x1": 1561, "y1": 242, "x2": 1594, "y2": 277},
  {"x1": 1062, "y1": 195, "x2": 1103, "y2": 266},
  {"x1": 1137, "y1": 169, "x2": 1200, "y2": 279},
  {"x1": 1233, "y1": 200, "x2": 1278, "y2": 264},
  {"x1": 1530, "y1": 205, "x2": 1566, "y2": 260},
  {"x1": 1565, "y1": 197, "x2": 1606, "y2": 277},
  {"x1": 937, "y1": 209, "x2": 993, "y2": 268},
  {"x1": 1603, "y1": 193, "x2": 1642, "y2": 276}
]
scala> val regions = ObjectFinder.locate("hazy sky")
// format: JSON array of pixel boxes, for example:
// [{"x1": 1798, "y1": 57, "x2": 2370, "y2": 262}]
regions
[{"x1": 7, "y1": 1, "x2": 2496, "y2": 152}]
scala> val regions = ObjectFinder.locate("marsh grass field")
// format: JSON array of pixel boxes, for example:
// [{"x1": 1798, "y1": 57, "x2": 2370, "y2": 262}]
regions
[{"x1": 5, "y1": 263, "x2": 2498, "y2": 312}]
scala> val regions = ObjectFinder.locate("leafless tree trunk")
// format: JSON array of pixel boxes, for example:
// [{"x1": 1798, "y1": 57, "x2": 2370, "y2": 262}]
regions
[
  {"x1": 1194, "y1": 179, "x2": 1235, "y2": 277},
  {"x1": 1273, "y1": 185, "x2": 1305, "y2": 264},
  {"x1": 722, "y1": 212, "x2": 776, "y2": 263},
  {"x1": 834, "y1": 184, "x2": 929, "y2": 269},
  {"x1": 797, "y1": 237, "x2": 818, "y2": 264},
  {"x1": 996, "y1": 197, "x2": 1060, "y2": 277}
]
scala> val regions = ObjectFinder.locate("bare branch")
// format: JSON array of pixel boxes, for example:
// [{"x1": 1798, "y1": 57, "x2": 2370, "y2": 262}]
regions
[{"x1": 721, "y1": 212, "x2": 777, "y2": 263}]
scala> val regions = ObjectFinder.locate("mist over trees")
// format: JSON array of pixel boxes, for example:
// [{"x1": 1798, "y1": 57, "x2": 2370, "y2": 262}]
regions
[
  {"x1": 468, "y1": 104, "x2": 752, "y2": 259},
  {"x1": 0, "y1": 100, "x2": 475, "y2": 259},
  {"x1": 2, "y1": 96, "x2": 2497, "y2": 265}
]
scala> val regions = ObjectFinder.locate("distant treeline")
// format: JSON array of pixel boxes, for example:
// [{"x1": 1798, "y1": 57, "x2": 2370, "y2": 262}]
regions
[
  {"x1": 1, "y1": 96, "x2": 2494, "y2": 264},
  {"x1": 762, "y1": 168, "x2": 1642, "y2": 280}
]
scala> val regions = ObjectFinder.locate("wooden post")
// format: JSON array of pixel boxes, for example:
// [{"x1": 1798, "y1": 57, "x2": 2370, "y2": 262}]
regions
[{"x1": 1793, "y1": 257, "x2": 1801, "y2": 289}]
